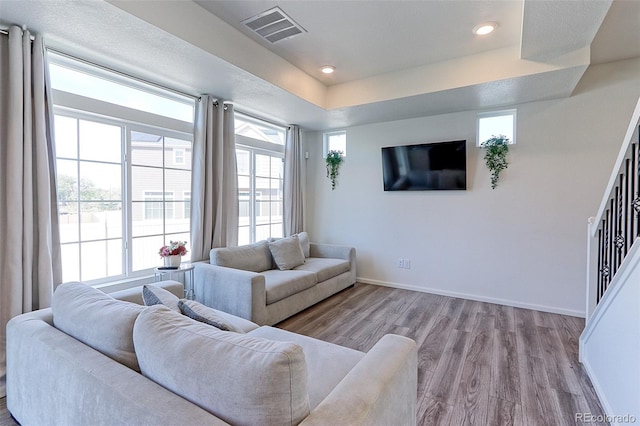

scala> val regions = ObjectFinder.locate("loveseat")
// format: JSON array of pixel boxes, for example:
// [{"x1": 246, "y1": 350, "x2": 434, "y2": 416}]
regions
[
  {"x1": 194, "y1": 233, "x2": 356, "y2": 325},
  {"x1": 6, "y1": 280, "x2": 417, "y2": 426}
]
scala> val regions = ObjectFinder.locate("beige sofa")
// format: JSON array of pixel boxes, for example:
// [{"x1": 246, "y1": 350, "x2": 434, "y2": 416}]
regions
[
  {"x1": 7, "y1": 281, "x2": 417, "y2": 426},
  {"x1": 194, "y1": 233, "x2": 356, "y2": 325}
]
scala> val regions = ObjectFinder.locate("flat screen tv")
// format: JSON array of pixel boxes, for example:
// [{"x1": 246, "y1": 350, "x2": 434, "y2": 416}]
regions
[{"x1": 381, "y1": 140, "x2": 466, "y2": 191}]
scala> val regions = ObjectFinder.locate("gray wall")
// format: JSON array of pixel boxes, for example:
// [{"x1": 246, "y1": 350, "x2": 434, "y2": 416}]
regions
[{"x1": 304, "y1": 58, "x2": 640, "y2": 316}]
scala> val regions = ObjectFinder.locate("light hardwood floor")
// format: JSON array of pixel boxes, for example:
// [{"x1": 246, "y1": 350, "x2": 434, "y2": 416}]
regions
[
  {"x1": 277, "y1": 283, "x2": 608, "y2": 426},
  {"x1": 0, "y1": 283, "x2": 607, "y2": 426}
]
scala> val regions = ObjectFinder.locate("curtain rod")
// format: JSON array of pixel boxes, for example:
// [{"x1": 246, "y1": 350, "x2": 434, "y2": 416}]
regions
[
  {"x1": 4, "y1": 28, "x2": 290, "y2": 128},
  {"x1": 235, "y1": 110, "x2": 289, "y2": 130},
  {"x1": 47, "y1": 47, "x2": 200, "y2": 101},
  {"x1": 0, "y1": 26, "x2": 35, "y2": 40}
]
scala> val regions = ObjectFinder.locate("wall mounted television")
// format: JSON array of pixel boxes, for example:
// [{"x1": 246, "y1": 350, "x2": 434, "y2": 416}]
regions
[{"x1": 381, "y1": 140, "x2": 467, "y2": 191}]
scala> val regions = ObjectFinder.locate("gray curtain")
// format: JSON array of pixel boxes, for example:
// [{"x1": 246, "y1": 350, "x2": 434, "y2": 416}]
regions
[
  {"x1": 283, "y1": 125, "x2": 304, "y2": 236},
  {"x1": 0, "y1": 26, "x2": 62, "y2": 396},
  {"x1": 190, "y1": 96, "x2": 238, "y2": 261}
]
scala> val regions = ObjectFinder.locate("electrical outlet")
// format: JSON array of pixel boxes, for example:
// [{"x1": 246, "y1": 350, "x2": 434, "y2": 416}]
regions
[
  {"x1": 397, "y1": 258, "x2": 404, "y2": 268},
  {"x1": 404, "y1": 260, "x2": 411, "y2": 269}
]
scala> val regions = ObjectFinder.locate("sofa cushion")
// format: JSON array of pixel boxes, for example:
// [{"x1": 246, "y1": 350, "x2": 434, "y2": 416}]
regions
[
  {"x1": 134, "y1": 305, "x2": 310, "y2": 425},
  {"x1": 52, "y1": 281, "x2": 144, "y2": 371},
  {"x1": 294, "y1": 257, "x2": 351, "y2": 283},
  {"x1": 178, "y1": 299, "x2": 233, "y2": 331},
  {"x1": 248, "y1": 326, "x2": 365, "y2": 409},
  {"x1": 262, "y1": 269, "x2": 318, "y2": 305},
  {"x1": 142, "y1": 284, "x2": 181, "y2": 312},
  {"x1": 268, "y1": 235, "x2": 306, "y2": 270},
  {"x1": 210, "y1": 240, "x2": 272, "y2": 272}
]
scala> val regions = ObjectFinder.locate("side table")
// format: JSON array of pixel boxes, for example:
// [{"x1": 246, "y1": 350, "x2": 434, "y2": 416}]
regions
[{"x1": 154, "y1": 263, "x2": 195, "y2": 299}]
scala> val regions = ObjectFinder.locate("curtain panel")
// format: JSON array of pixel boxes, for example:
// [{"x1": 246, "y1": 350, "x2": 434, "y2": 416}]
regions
[
  {"x1": 283, "y1": 125, "x2": 304, "y2": 236},
  {"x1": 0, "y1": 26, "x2": 62, "y2": 397},
  {"x1": 190, "y1": 96, "x2": 239, "y2": 261}
]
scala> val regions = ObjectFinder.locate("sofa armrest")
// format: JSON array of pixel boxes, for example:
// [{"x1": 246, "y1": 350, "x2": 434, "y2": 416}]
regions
[
  {"x1": 309, "y1": 243, "x2": 353, "y2": 261},
  {"x1": 193, "y1": 263, "x2": 267, "y2": 325},
  {"x1": 301, "y1": 334, "x2": 417, "y2": 426}
]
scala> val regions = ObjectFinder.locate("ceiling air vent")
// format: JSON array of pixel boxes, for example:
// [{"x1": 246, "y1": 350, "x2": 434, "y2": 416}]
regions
[{"x1": 242, "y1": 6, "x2": 306, "y2": 44}]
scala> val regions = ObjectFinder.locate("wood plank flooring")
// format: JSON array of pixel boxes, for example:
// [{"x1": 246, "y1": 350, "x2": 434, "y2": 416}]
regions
[
  {"x1": 0, "y1": 283, "x2": 607, "y2": 426},
  {"x1": 278, "y1": 283, "x2": 608, "y2": 426}
]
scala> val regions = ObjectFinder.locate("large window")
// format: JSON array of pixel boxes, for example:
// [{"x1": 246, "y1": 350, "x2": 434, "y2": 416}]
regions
[
  {"x1": 235, "y1": 114, "x2": 286, "y2": 245},
  {"x1": 50, "y1": 53, "x2": 194, "y2": 284}
]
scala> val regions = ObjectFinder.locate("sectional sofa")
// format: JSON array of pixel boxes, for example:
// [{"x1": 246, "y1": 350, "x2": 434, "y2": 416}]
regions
[
  {"x1": 194, "y1": 233, "x2": 356, "y2": 325},
  {"x1": 6, "y1": 280, "x2": 417, "y2": 425}
]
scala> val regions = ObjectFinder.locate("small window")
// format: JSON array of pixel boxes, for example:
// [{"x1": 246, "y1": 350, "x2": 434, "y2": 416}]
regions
[
  {"x1": 324, "y1": 130, "x2": 347, "y2": 157},
  {"x1": 174, "y1": 148, "x2": 185, "y2": 165},
  {"x1": 477, "y1": 110, "x2": 516, "y2": 147}
]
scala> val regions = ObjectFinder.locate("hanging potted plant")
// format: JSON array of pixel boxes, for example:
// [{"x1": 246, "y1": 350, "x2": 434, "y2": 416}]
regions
[
  {"x1": 325, "y1": 150, "x2": 345, "y2": 190},
  {"x1": 481, "y1": 135, "x2": 510, "y2": 189}
]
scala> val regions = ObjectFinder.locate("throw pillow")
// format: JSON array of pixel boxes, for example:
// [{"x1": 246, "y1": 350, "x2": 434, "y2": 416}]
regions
[
  {"x1": 268, "y1": 235, "x2": 306, "y2": 270},
  {"x1": 178, "y1": 299, "x2": 235, "y2": 332},
  {"x1": 134, "y1": 305, "x2": 310, "y2": 425},
  {"x1": 52, "y1": 281, "x2": 144, "y2": 371},
  {"x1": 142, "y1": 284, "x2": 180, "y2": 312},
  {"x1": 297, "y1": 231, "x2": 310, "y2": 258}
]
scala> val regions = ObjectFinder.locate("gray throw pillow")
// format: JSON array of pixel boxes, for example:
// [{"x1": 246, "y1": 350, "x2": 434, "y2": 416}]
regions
[
  {"x1": 178, "y1": 299, "x2": 235, "y2": 332},
  {"x1": 268, "y1": 235, "x2": 306, "y2": 270},
  {"x1": 142, "y1": 284, "x2": 180, "y2": 312}
]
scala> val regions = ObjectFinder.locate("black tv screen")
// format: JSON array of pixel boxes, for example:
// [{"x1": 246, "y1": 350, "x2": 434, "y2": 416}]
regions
[{"x1": 381, "y1": 140, "x2": 466, "y2": 191}]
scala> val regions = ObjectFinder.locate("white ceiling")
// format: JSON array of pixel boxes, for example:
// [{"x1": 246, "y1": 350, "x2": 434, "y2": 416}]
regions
[
  {"x1": 0, "y1": 0, "x2": 638, "y2": 130},
  {"x1": 195, "y1": 0, "x2": 524, "y2": 85}
]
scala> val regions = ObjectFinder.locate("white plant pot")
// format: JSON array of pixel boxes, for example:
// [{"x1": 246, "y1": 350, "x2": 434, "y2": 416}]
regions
[{"x1": 164, "y1": 255, "x2": 181, "y2": 267}]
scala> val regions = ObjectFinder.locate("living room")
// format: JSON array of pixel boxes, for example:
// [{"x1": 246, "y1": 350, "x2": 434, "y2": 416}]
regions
[{"x1": 1, "y1": 0, "x2": 639, "y2": 425}]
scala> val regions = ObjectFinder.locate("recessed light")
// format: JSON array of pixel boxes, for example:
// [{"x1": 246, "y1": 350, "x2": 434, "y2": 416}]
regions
[
  {"x1": 321, "y1": 65, "x2": 335, "y2": 74},
  {"x1": 473, "y1": 22, "x2": 498, "y2": 36}
]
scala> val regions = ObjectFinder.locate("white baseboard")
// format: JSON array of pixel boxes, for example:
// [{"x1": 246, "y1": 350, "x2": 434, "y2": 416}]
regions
[
  {"x1": 357, "y1": 277, "x2": 585, "y2": 318},
  {"x1": 579, "y1": 351, "x2": 618, "y2": 424}
]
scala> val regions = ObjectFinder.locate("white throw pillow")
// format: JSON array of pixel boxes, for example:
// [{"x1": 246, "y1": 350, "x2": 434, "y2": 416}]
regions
[{"x1": 268, "y1": 235, "x2": 306, "y2": 270}]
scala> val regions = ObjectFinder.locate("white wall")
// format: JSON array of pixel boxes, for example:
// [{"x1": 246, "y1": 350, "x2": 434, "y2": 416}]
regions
[
  {"x1": 580, "y1": 241, "x2": 640, "y2": 422},
  {"x1": 304, "y1": 58, "x2": 640, "y2": 316}
]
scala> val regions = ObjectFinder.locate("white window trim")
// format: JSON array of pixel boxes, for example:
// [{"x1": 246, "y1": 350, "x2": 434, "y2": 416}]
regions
[
  {"x1": 53, "y1": 104, "x2": 192, "y2": 286},
  {"x1": 323, "y1": 130, "x2": 347, "y2": 157},
  {"x1": 476, "y1": 109, "x2": 517, "y2": 147}
]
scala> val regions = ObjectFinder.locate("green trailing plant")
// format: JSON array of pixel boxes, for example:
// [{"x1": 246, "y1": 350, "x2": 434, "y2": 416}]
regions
[
  {"x1": 325, "y1": 150, "x2": 345, "y2": 190},
  {"x1": 481, "y1": 135, "x2": 510, "y2": 189}
]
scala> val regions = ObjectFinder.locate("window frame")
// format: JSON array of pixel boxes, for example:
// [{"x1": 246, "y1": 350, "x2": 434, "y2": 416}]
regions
[
  {"x1": 323, "y1": 130, "x2": 347, "y2": 157},
  {"x1": 235, "y1": 114, "x2": 286, "y2": 245},
  {"x1": 49, "y1": 51, "x2": 195, "y2": 285},
  {"x1": 476, "y1": 109, "x2": 517, "y2": 147},
  {"x1": 53, "y1": 107, "x2": 193, "y2": 284}
]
